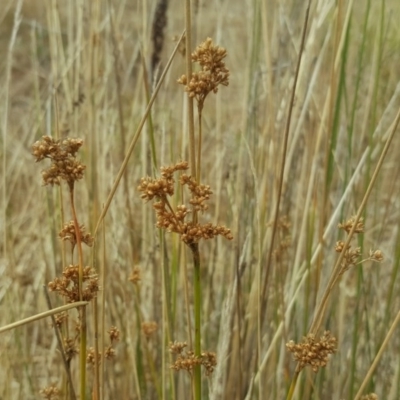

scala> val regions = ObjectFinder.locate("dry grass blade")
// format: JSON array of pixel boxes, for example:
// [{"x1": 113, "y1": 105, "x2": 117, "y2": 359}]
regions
[
  {"x1": 0, "y1": 302, "x2": 88, "y2": 334},
  {"x1": 94, "y1": 30, "x2": 186, "y2": 238}
]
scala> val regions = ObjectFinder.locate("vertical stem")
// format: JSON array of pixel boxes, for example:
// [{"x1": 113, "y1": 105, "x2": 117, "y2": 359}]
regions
[
  {"x1": 191, "y1": 242, "x2": 201, "y2": 400},
  {"x1": 183, "y1": 1, "x2": 201, "y2": 395},
  {"x1": 80, "y1": 307, "x2": 87, "y2": 399},
  {"x1": 100, "y1": 218, "x2": 106, "y2": 400},
  {"x1": 43, "y1": 286, "x2": 77, "y2": 400},
  {"x1": 286, "y1": 369, "x2": 300, "y2": 400},
  {"x1": 196, "y1": 106, "x2": 203, "y2": 183},
  {"x1": 184, "y1": 0, "x2": 197, "y2": 197},
  {"x1": 93, "y1": 299, "x2": 100, "y2": 400},
  {"x1": 69, "y1": 185, "x2": 87, "y2": 399}
]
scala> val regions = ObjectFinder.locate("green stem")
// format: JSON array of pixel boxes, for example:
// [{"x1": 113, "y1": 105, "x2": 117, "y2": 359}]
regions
[
  {"x1": 286, "y1": 368, "x2": 300, "y2": 400},
  {"x1": 191, "y1": 242, "x2": 201, "y2": 400}
]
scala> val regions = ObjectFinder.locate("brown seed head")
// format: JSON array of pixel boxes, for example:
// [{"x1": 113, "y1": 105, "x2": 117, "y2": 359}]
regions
[
  {"x1": 48, "y1": 265, "x2": 99, "y2": 303},
  {"x1": 59, "y1": 221, "x2": 94, "y2": 247},
  {"x1": 32, "y1": 136, "x2": 85, "y2": 187},
  {"x1": 138, "y1": 161, "x2": 233, "y2": 245},
  {"x1": 39, "y1": 384, "x2": 60, "y2": 400},
  {"x1": 142, "y1": 321, "x2": 158, "y2": 338},
  {"x1": 361, "y1": 394, "x2": 378, "y2": 400},
  {"x1": 108, "y1": 326, "x2": 120, "y2": 343},
  {"x1": 178, "y1": 38, "x2": 229, "y2": 108},
  {"x1": 86, "y1": 347, "x2": 101, "y2": 366},
  {"x1": 129, "y1": 266, "x2": 141, "y2": 284},
  {"x1": 286, "y1": 331, "x2": 337, "y2": 373},
  {"x1": 369, "y1": 249, "x2": 384, "y2": 262},
  {"x1": 338, "y1": 216, "x2": 364, "y2": 234}
]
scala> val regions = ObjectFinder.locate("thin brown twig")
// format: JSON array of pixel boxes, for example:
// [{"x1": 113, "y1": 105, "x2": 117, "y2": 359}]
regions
[{"x1": 43, "y1": 286, "x2": 77, "y2": 400}]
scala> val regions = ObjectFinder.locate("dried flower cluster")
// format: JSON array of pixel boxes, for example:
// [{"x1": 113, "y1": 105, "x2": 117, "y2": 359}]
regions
[
  {"x1": 103, "y1": 326, "x2": 120, "y2": 361},
  {"x1": 178, "y1": 37, "x2": 229, "y2": 110},
  {"x1": 138, "y1": 161, "x2": 233, "y2": 245},
  {"x1": 335, "y1": 240, "x2": 362, "y2": 274},
  {"x1": 108, "y1": 326, "x2": 120, "y2": 343},
  {"x1": 87, "y1": 326, "x2": 120, "y2": 365},
  {"x1": 336, "y1": 216, "x2": 383, "y2": 275},
  {"x1": 286, "y1": 331, "x2": 337, "y2": 373},
  {"x1": 53, "y1": 312, "x2": 68, "y2": 328},
  {"x1": 129, "y1": 266, "x2": 141, "y2": 284},
  {"x1": 32, "y1": 135, "x2": 85, "y2": 188},
  {"x1": 48, "y1": 264, "x2": 99, "y2": 303},
  {"x1": 39, "y1": 384, "x2": 60, "y2": 400},
  {"x1": 64, "y1": 338, "x2": 78, "y2": 362},
  {"x1": 360, "y1": 394, "x2": 378, "y2": 400},
  {"x1": 142, "y1": 321, "x2": 158, "y2": 338},
  {"x1": 338, "y1": 216, "x2": 364, "y2": 234},
  {"x1": 59, "y1": 221, "x2": 94, "y2": 247},
  {"x1": 169, "y1": 341, "x2": 217, "y2": 377},
  {"x1": 86, "y1": 347, "x2": 101, "y2": 365}
]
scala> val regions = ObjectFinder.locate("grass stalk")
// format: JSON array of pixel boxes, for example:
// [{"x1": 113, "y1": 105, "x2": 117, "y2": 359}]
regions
[
  {"x1": 68, "y1": 185, "x2": 87, "y2": 399},
  {"x1": 43, "y1": 286, "x2": 77, "y2": 400},
  {"x1": 184, "y1": 0, "x2": 196, "y2": 185},
  {"x1": 92, "y1": 296, "x2": 100, "y2": 400},
  {"x1": 354, "y1": 309, "x2": 400, "y2": 400},
  {"x1": 0, "y1": 302, "x2": 88, "y2": 334},
  {"x1": 196, "y1": 107, "x2": 202, "y2": 184},
  {"x1": 190, "y1": 242, "x2": 202, "y2": 400},
  {"x1": 100, "y1": 220, "x2": 106, "y2": 400}
]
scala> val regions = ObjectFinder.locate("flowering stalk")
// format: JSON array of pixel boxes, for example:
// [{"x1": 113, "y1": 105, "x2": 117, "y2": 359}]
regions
[
  {"x1": 32, "y1": 136, "x2": 94, "y2": 399},
  {"x1": 138, "y1": 160, "x2": 232, "y2": 398},
  {"x1": 285, "y1": 217, "x2": 383, "y2": 400},
  {"x1": 177, "y1": 37, "x2": 229, "y2": 399}
]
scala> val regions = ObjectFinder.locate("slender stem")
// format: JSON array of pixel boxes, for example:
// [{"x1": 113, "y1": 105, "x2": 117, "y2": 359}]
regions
[
  {"x1": 69, "y1": 185, "x2": 87, "y2": 400},
  {"x1": 184, "y1": 0, "x2": 196, "y2": 188},
  {"x1": 354, "y1": 309, "x2": 400, "y2": 400},
  {"x1": 190, "y1": 242, "x2": 202, "y2": 400},
  {"x1": 100, "y1": 212, "x2": 106, "y2": 399},
  {"x1": 286, "y1": 369, "x2": 300, "y2": 400},
  {"x1": 93, "y1": 299, "x2": 100, "y2": 400},
  {"x1": 0, "y1": 301, "x2": 88, "y2": 334},
  {"x1": 69, "y1": 186, "x2": 84, "y2": 299},
  {"x1": 43, "y1": 286, "x2": 77, "y2": 400},
  {"x1": 80, "y1": 306, "x2": 87, "y2": 399},
  {"x1": 196, "y1": 104, "x2": 203, "y2": 183}
]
